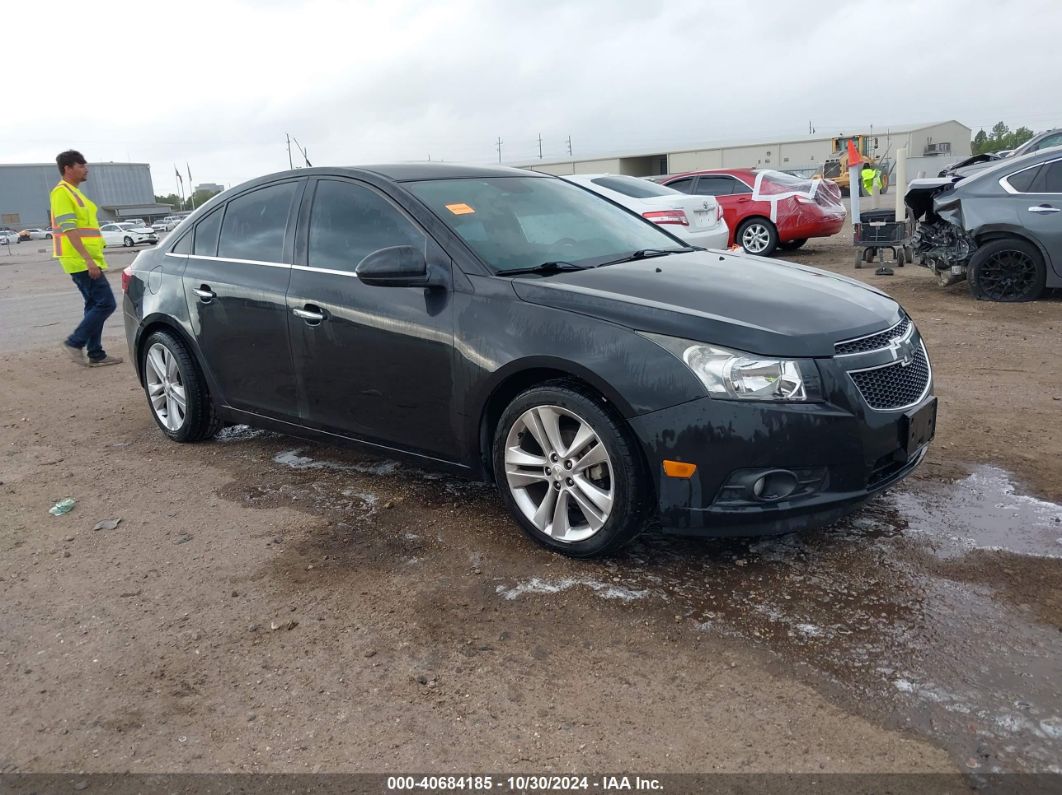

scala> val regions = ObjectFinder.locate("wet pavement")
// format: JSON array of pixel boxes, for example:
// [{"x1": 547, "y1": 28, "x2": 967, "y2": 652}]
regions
[{"x1": 229, "y1": 428, "x2": 1062, "y2": 774}]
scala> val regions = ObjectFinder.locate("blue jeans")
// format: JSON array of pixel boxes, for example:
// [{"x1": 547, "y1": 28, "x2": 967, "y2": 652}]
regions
[{"x1": 67, "y1": 271, "x2": 117, "y2": 362}]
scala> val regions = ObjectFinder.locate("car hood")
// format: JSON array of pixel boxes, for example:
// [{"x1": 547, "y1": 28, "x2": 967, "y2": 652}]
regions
[{"x1": 510, "y1": 251, "x2": 900, "y2": 357}]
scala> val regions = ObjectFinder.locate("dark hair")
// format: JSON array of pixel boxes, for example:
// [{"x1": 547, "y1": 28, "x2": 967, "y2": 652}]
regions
[{"x1": 56, "y1": 150, "x2": 86, "y2": 175}]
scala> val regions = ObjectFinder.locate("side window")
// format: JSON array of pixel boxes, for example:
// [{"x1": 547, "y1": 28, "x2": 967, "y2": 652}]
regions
[
  {"x1": 193, "y1": 208, "x2": 223, "y2": 257},
  {"x1": 1036, "y1": 161, "x2": 1062, "y2": 193},
  {"x1": 666, "y1": 177, "x2": 695, "y2": 194},
  {"x1": 1031, "y1": 133, "x2": 1062, "y2": 152},
  {"x1": 217, "y1": 182, "x2": 297, "y2": 263},
  {"x1": 308, "y1": 180, "x2": 426, "y2": 272},
  {"x1": 101, "y1": 224, "x2": 116, "y2": 231},
  {"x1": 172, "y1": 229, "x2": 192, "y2": 254},
  {"x1": 693, "y1": 176, "x2": 733, "y2": 196},
  {"x1": 729, "y1": 178, "x2": 753, "y2": 195}
]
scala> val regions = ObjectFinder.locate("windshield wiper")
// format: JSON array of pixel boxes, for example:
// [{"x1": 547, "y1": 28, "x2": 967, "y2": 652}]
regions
[
  {"x1": 501, "y1": 261, "x2": 588, "y2": 277},
  {"x1": 596, "y1": 247, "x2": 700, "y2": 267}
]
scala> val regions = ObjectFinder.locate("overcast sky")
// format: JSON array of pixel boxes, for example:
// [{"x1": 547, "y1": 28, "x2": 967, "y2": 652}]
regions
[{"x1": 3, "y1": 0, "x2": 1060, "y2": 196}]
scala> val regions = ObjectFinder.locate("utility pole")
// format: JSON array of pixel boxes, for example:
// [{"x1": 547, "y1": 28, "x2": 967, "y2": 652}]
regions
[
  {"x1": 566, "y1": 136, "x2": 572, "y2": 157},
  {"x1": 286, "y1": 133, "x2": 293, "y2": 169},
  {"x1": 496, "y1": 137, "x2": 503, "y2": 163},
  {"x1": 538, "y1": 134, "x2": 543, "y2": 159}
]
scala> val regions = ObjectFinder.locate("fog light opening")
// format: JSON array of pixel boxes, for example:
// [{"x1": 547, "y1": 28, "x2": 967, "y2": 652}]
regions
[{"x1": 751, "y1": 470, "x2": 798, "y2": 501}]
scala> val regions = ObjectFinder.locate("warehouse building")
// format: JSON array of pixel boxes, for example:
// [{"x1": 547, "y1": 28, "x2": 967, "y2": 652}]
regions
[
  {"x1": 517, "y1": 120, "x2": 972, "y2": 181},
  {"x1": 0, "y1": 162, "x2": 170, "y2": 229}
]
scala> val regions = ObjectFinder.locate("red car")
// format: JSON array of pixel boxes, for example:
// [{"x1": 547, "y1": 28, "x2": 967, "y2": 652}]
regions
[{"x1": 657, "y1": 169, "x2": 846, "y2": 257}]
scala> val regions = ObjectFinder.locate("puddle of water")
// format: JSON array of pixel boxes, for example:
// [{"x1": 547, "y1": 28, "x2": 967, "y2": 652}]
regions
[
  {"x1": 890, "y1": 465, "x2": 1062, "y2": 559},
  {"x1": 214, "y1": 424, "x2": 277, "y2": 443},
  {"x1": 496, "y1": 577, "x2": 649, "y2": 602},
  {"x1": 490, "y1": 472, "x2": 1062, "y2": 773}
]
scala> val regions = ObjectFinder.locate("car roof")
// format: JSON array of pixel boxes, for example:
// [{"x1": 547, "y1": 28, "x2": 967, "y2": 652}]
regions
[
  {"x1": 353, "y1": 163, "x2": 548, "y2": 182},
  {"x1": 663, "y1": 168, "x2": 756, "y2": 180}
]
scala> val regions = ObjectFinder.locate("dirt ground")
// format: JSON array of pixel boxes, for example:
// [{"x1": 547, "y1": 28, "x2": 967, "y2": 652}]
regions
[{"x1": 0, "y1": 237, "x2": 1059, "y2": 777}]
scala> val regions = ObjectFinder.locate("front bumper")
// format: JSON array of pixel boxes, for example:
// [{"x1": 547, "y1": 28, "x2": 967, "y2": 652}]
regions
[{"x1": 628, "y1": 390, "x2": 934, "y2": 537}]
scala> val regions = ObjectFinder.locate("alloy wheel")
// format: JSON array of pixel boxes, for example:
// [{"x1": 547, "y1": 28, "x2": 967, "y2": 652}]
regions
[
  {"x1": 741, "y1": 223, "x2": 771, "y2": 253},
  {"x1": 145, "y1": 343, "x2": 187, "y2": 431},
  {"x1": 977, "y1": 249, "x2": 1039, "y2": 300},
  {"x1": 503, "y1": 405, "x2": 614, "y2": 543}
]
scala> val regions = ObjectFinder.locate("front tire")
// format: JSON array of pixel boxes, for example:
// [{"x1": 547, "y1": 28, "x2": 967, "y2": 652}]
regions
[
  {"x1": 967, "y1": 238, "x2": 1046, "y2": 302},
  {"x1": 492, "y1": 382, "x2": 649, "y2": 557},
  {"x1": 123, "y1": 236, "x2": 133, "y2": 247},
  {"x1": 737, "y1": 218, "x2": 778, "y2": 256},
  {"x1": 140, "y1": 330, "x2": 221, "y2": 442}
]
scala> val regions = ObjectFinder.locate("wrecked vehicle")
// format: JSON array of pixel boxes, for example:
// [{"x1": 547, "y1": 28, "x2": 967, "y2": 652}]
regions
[{"x1": 907, "y1": 147, "x2": 1062, "y2": 301}]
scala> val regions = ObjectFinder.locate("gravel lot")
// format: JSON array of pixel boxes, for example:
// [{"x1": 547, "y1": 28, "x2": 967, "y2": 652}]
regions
[{"x1": 1, "y1": 234, "x2": 1059, "y2": 776}]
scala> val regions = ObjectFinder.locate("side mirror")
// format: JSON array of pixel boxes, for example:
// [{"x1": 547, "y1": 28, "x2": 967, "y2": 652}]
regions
[{"x1": 355, "y1": 245, "x2": 433, "y2": 287}]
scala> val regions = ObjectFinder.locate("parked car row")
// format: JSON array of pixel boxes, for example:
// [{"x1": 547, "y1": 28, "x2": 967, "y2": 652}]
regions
[
  {"x1": 122, "y1": 163, "x2": 935, "y2": 558},
  {"x1": 653, "y1": 168, "x2": 847, "y2": 256}
]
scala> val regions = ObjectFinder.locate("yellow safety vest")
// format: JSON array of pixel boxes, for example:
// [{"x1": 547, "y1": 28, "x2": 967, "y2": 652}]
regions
[
  {"x1": 50, "y1": 180, "x2": 107, "y2": 274},
  {"x1": 861, "y1": 168, "x2": 876, "y2": 193}
]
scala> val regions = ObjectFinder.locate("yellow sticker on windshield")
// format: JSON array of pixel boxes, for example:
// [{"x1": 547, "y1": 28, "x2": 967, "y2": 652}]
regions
[{"x1": 445, "y1": 203, "x2": 475, "y2": 215}]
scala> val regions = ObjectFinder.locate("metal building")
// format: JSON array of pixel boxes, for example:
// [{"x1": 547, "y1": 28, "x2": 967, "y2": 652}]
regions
[
  {"x1": 517, "y1": 120, "x2": 972, "y2": 181},
  {"x1": 0, "y1": 162, "x2": 170, "y2": 229}
]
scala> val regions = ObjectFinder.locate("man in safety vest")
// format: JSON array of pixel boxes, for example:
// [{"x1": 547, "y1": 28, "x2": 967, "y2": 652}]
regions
[
  {"x1": 51, "y1": 150, "x2": 123, "y2": 367},
  {"x1": 860, "y1": 163, "x2": 880, "y2": 197}
]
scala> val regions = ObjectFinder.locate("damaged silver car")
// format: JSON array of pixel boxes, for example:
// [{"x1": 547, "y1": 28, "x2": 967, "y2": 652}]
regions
[{"x1": 907, "y1": 147, "x2": 1062, "y2": 301}]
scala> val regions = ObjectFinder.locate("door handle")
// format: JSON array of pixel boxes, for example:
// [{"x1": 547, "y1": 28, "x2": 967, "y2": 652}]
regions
[
  {"x1": 1027, "y1": 205, "x2": 1060, "y2": 214},
  {"x1": 293, "y1": 306, "x2": 326, "y2": 324},
  {"x1": 193, "y1": 286, "x2": 215, "y2": 302}
]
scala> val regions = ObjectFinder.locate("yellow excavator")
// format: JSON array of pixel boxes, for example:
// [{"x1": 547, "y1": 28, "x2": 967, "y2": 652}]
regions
[{"x1": 819, "y1": 134, "x2": 890, "y2": 196}]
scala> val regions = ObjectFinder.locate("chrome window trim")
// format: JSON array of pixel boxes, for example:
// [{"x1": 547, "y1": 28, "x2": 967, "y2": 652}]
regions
[
  {"x1": 292, "y1": 264, "x2": 360, "y2": 278},
  {"x1": 1000, "y1": 157, "x2": 1062, "y2": 195},
  {"x1": 170, "y1": 253, "x2": 292, "y2": 269},
  {"x1": 845, "y1": 341, "x2": 933, "y2": 413}
]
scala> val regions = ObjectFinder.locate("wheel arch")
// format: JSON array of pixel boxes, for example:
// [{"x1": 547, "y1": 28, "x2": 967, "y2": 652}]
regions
[
  {"x1": 475, "y1": 359, "x2": 638, "y2": 481},
  {"x1": 973, "y1": 227, "x2": 1052, "y2": 272},
  {"x1": 134, "y1": 315, "x2": 211, "y2": 390}
]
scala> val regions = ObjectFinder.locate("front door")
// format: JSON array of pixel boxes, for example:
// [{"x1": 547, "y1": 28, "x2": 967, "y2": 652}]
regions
[
  {"x1": 287, "y1": 177, "x2": 457, "y2": 460},
  {"x1": 182, "y1": 179, "x2": 303, "y2": 421}
]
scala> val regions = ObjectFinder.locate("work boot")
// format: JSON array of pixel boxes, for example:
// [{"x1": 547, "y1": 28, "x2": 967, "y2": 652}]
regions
[
  {"x1": 61, "y1": 341, "x2": 86, "y2": 365},
  {"x1": 87, "y1": 355, "x2": 124, "y2": 367}
]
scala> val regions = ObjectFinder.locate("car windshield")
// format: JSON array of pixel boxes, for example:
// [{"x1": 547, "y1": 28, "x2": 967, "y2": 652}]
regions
[{"x1": 407, "y1": 176, "x2": 685, "y2": 272}]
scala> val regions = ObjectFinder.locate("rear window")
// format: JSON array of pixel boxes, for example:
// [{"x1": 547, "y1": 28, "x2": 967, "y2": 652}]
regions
[
  {"x1": 1006, "y1": 165, "x2": 1041, "y2": 193},
  {"x1": 589, "y1": 176, "x2": 679, "y2": 199},
  {"x1": 757, "y1": 170, "x2": 817, "y2": 196}
]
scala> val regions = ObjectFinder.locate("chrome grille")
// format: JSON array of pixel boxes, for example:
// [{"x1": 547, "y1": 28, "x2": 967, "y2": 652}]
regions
[
  {"x1": 835, "y1": 316, "x2": 911, "y2": 355},
  {"x1": 849, "y1": 345, "x2": 931, "y2": 410}
]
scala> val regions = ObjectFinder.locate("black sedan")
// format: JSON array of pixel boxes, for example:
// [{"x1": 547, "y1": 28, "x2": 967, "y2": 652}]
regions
[{"x1": 122, "y1": 164, "x2": 935, "y2": 557}]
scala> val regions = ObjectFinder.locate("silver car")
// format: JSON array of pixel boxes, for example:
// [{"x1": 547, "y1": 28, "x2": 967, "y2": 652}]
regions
[{"x1": 908, "y1": 146, "x2": 1062, "y2": 301}]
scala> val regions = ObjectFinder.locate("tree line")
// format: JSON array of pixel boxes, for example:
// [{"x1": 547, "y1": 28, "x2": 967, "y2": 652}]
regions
[{"x1": 972, "y1": 122, "x2": 1035, "y2": 155}]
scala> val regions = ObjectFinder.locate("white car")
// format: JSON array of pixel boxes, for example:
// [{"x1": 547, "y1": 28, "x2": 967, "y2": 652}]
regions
[
  {"x1": 19, "y1": 228, "x2": 53, "y2": 240},
  {"x1": 101, "y1": 222, "x2": 158, "y2": 247},
  {"x1": 151, "y1": 219, "x2": 178, "y2": 233},
  {"x1": 559, "y1": 173, "x2": 729, "y2": 249},
  {"x1": 0, "y1": 230, "x2": 19, "y2": 245}
]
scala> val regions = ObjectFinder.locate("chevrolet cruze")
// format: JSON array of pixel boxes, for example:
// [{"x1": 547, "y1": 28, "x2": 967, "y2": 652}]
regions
[{"x1": 122, "y1": 164, "x2": 936, "y2": 557}]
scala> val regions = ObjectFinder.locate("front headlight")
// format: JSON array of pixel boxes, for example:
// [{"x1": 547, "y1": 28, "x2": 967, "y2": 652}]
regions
[{"x1": 641, "y1": 332, "x2": 813, "y2": 401}]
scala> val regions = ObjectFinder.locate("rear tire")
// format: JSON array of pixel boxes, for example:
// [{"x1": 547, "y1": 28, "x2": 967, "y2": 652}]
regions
[
  {"x1": 968, "y1": 238, "x2": 1046, "y2": 302},
  {"x1": 737, "y1": 218, "x2": 779, "y2": 257},
  {"x1": 778, "y1": 238, "x2": 807, "y2": 251},
  {"x1": 140, "y1": 330, "x2": 221, "y2": 442},
  {"x1": 492, "y1": 381, "x2": 649, "y2": 558}
]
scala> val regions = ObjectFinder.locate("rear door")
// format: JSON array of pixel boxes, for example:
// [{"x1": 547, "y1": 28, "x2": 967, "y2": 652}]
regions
[
  {"x1": 1019, "y1": 158, "x2": 1062, "y2": 277},
  {"x1": 182, "y1": 178, "x2": 304, "y2": 420},
  {"x1": 286, "y1": 177, "x2": 458, "y2": 458}
]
